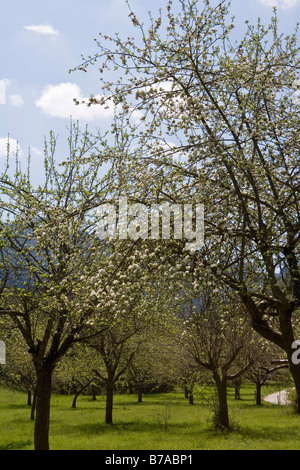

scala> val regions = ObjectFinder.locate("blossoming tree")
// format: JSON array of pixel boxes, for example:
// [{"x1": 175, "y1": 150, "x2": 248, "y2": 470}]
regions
[{"x1": 74, "y1": 0, "x2": 300, "y2": 411}]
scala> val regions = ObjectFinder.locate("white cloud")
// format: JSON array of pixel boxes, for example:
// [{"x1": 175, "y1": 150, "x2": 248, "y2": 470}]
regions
[
  {"x1": 35, "y1": 82, "x2": 116, "y2": 121},
  {"x1": 9, "y1": 94, "x2": 24, "y2": 107},
  {"x1": 0, "y1": 138, "x2": 23, "y2": 158},
  {"x1": 257, "y1": 0, "x2": 299, "y2": 8},
  {"x1": 24, "y1": 23, "x2": 60, "y2": 36}
]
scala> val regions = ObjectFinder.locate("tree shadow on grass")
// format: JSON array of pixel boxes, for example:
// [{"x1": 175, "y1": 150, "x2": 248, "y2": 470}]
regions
[
  {"x1": 0, "y1": 439, "x2": 32, "y2": 450},
  {"x1": 236, "y1": 424, "x2": 300, "y2": 442},
  {"x1": 60, "y1": 417, "x2": 203, "y2": 437},
  {"x1": 1, "y1": 402, "x2": 29, "y2": 410},
  {"x1": 49, "y1": 415, "x2": 300, "y2": 450}
]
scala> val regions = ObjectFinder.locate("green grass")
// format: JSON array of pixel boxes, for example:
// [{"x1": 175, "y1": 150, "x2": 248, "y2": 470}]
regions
[{"x1": 0, "y1": 384, "x2": 300, "y2": 450}]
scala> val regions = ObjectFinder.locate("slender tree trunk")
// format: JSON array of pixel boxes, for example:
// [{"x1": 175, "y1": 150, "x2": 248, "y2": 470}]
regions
[
  {"x1": 72, "y1": 380, "x2": 93, "y2": 409},
  {"x1": 27, "y1": 390, "x2": 32, "y2": 406},
  {"x1": 189, "y1": 392, "x2": 194, "y2": 405},
  {"x1": 138, "y1": 387, "x2": 143, "y2": 403},
  {"x1": 92, "y1": 384, "x2": 97, "y2": 401},
  {"x1": 234, "y1": 379, "x2": 242, "y2": 400},
  {"x1": 34, "y1": 366, "x2": 53, "y2": 450},
  {"x1": 31, "y1": 389, "x2": 37, "y2": 420},
  {"x1": 105, "y1": 379, "x2": 114, "y2": 425},
  {"x1": 184, "y1": 386, "x2": 189, "y2": 399},
  {"x1": 256, "y1": 383, "x2": 262, "y2": 406},
  {"x1": 72, "y1": 391, "x2": 80, "y2": 409}
]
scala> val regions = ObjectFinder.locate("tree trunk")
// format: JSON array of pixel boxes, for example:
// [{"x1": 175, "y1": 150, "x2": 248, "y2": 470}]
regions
[
  {"x1": 214, "y1": 375, "x2": 230, "y2": 431},
  {"x1": 256, "y1": 384, "x2": 262, "y2": 406},
  {"x1": 288, "y1": 361, "x2": 300, "y2": 412},
  {"x1": 189, "y1": 392, "x2": 194, "y2": 405},
  {"x1": 234, "y1": 379, "x2": 242, "y2": 400},
  {"x1": 72, "y1": 391, "x2": 80, "y2": 409},
  {"x1": 72, "y1": 380, "x2": 93, "y2": 409},
  {"x1": 105, "y1": 379, "x2": 114, "y2": 425},
  {"x1": 34, "y1": 366, "x2": 53, "y2": 450},
  {"x1": 138, "y1": 387, "x2": 143, "y2": 403},
  {"x1": 27, "y1": 390, "x2": 32, "y2": 406},
  {"x1": 92, "y1": 384, "x2": 97, "y2": 401},
  {"x1": 31, "y1": 389, "x2": 37, "y2": 420},
  {"x1": 184, "y1": 386, "x2": 189, "y2": 399}
]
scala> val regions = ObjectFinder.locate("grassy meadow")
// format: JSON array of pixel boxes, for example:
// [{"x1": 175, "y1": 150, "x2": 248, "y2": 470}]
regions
[{"x1": 0, "y1": 384, "x2": 299, "y2": 450}]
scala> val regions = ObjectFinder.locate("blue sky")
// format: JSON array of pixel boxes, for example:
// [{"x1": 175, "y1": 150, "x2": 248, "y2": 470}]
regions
[{"x1": 1, "y1": 0, "x2": 300, "y2": 184}]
